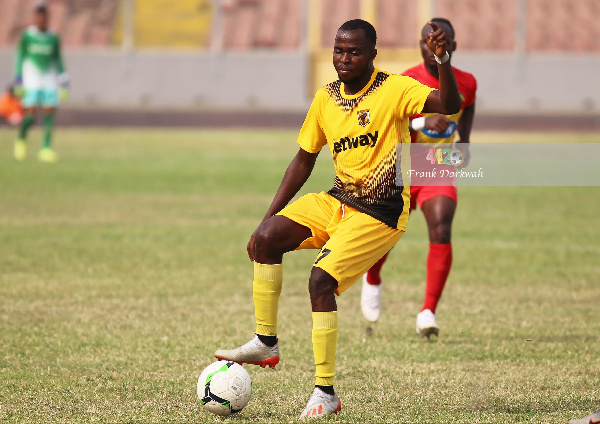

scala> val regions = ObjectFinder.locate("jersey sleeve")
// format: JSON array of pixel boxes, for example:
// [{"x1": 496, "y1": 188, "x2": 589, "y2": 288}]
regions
[
  {"x1": 394, "y1": 76, "x2": 435, "y2": 118},
  {"x1": 54, "y1": 35, "x2": 66, "y2": 74},
  {"x1": 14, "y1": 32, "x2": 26, "y2": 77},
  {"x1": 296, "y1": 89, "x2": 327, "y2": 153}
]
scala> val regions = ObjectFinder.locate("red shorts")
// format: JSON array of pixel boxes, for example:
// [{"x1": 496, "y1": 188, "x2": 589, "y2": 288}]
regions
[{"x1": 410, "y1": 185, "x2": 458, "y2": 211}]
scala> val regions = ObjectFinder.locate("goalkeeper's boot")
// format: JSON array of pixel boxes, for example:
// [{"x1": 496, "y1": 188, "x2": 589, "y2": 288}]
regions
[
  {"x1": 14, "y1": 139, "x2": 26, "y2": 161},
  {"x1": 38, "y1": 147, "x2": 58, "y2": 163},
  {"x1": 300, "y1": 387, "x2": 342, "y2": 419},
  {"x1": 214, "y1": 335, "x2": 279, "y2": 368},
  {"x1": 416, "y1": 309, "x2": 439, "y2": 339},
  {"x1": 569, "y1": 410, "x2": 600, "y2": 424}
]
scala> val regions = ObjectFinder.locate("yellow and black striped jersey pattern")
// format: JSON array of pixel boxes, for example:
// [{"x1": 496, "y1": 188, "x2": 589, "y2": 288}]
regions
[{"x1": 297, "y1": 69, "x2": 434, "y2": 229}]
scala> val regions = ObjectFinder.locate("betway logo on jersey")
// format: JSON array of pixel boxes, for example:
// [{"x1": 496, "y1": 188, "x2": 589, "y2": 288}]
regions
[{"x1": 333, "y1": 131, "x2": 378, "y2": 153}]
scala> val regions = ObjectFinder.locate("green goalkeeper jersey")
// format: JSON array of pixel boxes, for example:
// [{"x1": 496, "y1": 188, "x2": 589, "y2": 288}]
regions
[{"x1": 15, "y1": 26, "x2": 66, "y2": 88}]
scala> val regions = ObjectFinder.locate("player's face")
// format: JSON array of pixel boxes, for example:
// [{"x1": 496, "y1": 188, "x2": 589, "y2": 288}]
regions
[
  {"x1": 34, "y1": 12, "x2": 48, "y2": 31},
  {"x1": 419, "y1": 22, "x2": 455, "y2": 70},
  {"x1": 333, "y1": 30, "x2": 376, "y2": 85}
]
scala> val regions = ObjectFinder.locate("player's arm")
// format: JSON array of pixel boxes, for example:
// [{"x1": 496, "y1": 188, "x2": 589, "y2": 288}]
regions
[
  {"x1": 410, "y1": 115, "x2": 451, "y2": 133},
  {"x1": 421, "y1": 22, "x2": 461, "y2": 115},
  {"x1": 456, "y1": 103, "x2": 475, "y2": 167},
  {"x1": 247, "y1": 148, "x2": 319, "y2": 260},
  {"x1": 54, "y1": 35, "x2": 70, "y2": 101},
  {"x1": 54, "y1": 35, "x2": 66, "y2": 75},
  {"x1": 261, "y1": 147, "x2": 319, "y2": 220},
  {"x1": 14, "y1": 33, "x2": 26, "y2": 97},
  {"x1": 457, "y1": 103, "x2": 475, "y2": 143}
]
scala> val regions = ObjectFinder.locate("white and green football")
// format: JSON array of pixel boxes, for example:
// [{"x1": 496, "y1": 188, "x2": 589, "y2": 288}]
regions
[{"x1": 197, "y1": 360, "x2": 252, "y2": 416}]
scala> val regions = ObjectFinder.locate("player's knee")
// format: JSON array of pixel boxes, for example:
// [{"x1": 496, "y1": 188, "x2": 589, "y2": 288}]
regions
[
  {"x1": 308, "y1": 268, "x2": 337, "y2": 299},
  {"x1": 253, "y1": 219, "x2": 288, "y2": 254},
  {"x1": 253, "y1": 222, "x2": 277, "y2": 250},
  {"x1": 429, "y1": 222, "x2": 452, "y2": 244}
]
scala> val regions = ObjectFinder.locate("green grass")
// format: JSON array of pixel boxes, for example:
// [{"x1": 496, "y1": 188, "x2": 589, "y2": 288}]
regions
[{"x1": 0, "y1": 127, "x2": 598, "y2": 423}]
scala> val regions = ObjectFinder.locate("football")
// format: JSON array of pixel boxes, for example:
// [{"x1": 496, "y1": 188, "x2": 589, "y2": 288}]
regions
[
  {"x1": 449, "y1": 149, "x2": 464, "y2": 166},
  {"x1": 197, "y1": 360, "x2": 252, "y2": 416}
]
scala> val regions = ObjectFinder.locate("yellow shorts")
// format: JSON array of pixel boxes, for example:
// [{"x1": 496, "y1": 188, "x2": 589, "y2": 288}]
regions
[{"x1": 278, "y1": 192, "x2": 404, "y2": 295}]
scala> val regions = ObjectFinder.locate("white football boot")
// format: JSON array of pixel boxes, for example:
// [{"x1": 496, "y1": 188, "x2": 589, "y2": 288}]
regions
[
  {"x1": 300, "y1": 387, "x2": 342, "y2": 419},
  {"x1": 569, "y1": 409, "x2": 600, "y2": 424},
  {"x1": 214, "y1": 335, "x2": 279, "y2": 368},
  {"x1": 416, "y1": 309, "x2": 440, "y2": 339},
  {"x1": 360, "y1": 274, "x2": 382, "y2": 322}
]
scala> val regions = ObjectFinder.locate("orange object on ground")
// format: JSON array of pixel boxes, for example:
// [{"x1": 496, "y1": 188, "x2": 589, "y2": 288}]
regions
[{"x1": 0, "y1": 91, "x2": 24, "y2": 125}]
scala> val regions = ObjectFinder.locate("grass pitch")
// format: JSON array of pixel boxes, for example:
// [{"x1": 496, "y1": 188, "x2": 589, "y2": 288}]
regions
[{"x1": 0, "y1": 127, "x2": 598, "y2": 423}]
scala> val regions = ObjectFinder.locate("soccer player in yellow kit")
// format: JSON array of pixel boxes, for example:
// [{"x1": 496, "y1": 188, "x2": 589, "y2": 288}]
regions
[{"x1": 215, "y1": 19, "x2": 461, "y2": 419}]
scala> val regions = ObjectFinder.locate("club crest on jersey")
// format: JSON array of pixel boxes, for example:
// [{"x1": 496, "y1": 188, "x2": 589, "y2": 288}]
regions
[{"x1": 357, "y1": 109, "x2": 370, "y2": 127}]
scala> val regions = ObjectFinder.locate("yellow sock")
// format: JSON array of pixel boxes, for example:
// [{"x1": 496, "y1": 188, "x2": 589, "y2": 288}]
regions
[
  {"x1": 253, "y1": 262, "x2": 283, "y2": 336},
  {"x1": 312, "y1": 311, "x2": 338, "y2": 386}
]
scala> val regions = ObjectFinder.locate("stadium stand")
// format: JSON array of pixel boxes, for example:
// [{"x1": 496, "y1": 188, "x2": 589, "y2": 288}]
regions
[
  {"x1": 0, "y1": 0, "x2": 21, "y2": 46},
  {"x1": 526, "y1": 0, "x2": 600, "y2": 52},
  {"x1": 436, "y1": 0, "x2": 518, "y2": 51},
  {"x1": 376, "y1": 0, "x2": 418, "y2": 48},
  {"x1": 0, "y1": 0, "x2": 119, "y2": 47},
  {"x1": 319, "y1": 0, "x2": 360, "y2": 47},
  {"x1": 436, "y1": 0, "x2": 600, "y2": 52},
  {"x1": 218, "y1": 0, "x2": 302, "y2": 50},
  {"x1": 0, "y1": 0, "x2": 596, "y2": 52},
  {"x1": 121, "y1": 0, "x2": 213, "y2": 48}
]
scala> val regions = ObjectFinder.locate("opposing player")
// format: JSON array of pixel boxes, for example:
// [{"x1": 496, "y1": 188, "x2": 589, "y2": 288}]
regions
[
  {"x1": 13, "y1": 5, "x2": 69, "y2": 162},
  {"x1": 214, "y1": 19, "x2": 461, "y2": 419},
  {"x1": 361, "y1": 18, "x2": 477, "y2": 338}
]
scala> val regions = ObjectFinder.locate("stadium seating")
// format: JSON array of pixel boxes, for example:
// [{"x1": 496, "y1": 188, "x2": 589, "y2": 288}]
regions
[
  {"x1": 526, "y1": 0, "x2": 600, "y2": 52},
  {"x1": 218, "y1": 0, "x2": 302, "y2": 50},
  {"x1": 0, "y1": 0, "x2": 21, "y2": 46},
  {"x1": 0, "y1": 0, "x2": 119, "y2": 47},
  {"x1": 376, "y1": 0, "x2": 418, "y2": 49},
  {"x1": 436, "y1": 0, "x2": 600, "y2": 52},
  {"x1": 437, "y1": 0, "x2": 518, "y2": 51},
  {"x1": 124, "y1": 0, "x2": 212, "y2": 48},
  {"x1": 319, "y1": 0, "x2": 360, "y2": 47},
  {"x1": 0, "y1": 0, "x2": 597, "y2": 52}
]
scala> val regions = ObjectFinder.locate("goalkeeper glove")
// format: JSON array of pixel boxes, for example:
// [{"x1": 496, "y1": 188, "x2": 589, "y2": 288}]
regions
[
  {"x1": 59, "y1": 87, "x2": 69, "y2": 102},
  {"x1": 58, "y1": 73, "x2": 70, "y2": 103},
  {"x1": 13, "y1": 76, "x2": 25, "y2": 98}
]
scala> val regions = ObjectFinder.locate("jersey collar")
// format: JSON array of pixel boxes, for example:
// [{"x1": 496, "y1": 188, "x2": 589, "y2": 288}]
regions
[{"x1": 340, "y1": 68, "x2": 379, "y2": 100}]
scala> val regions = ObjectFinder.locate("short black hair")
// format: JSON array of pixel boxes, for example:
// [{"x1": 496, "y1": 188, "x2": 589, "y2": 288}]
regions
[
  {"x1": 429, "y1": 17, "x2": 454, "y2": 38},
  {"x1": 338, "y1": 19, "x2": 377, "y2": 47},
  {"x1": 35, "y1": 5, "x2": 48, "y2": 14}
]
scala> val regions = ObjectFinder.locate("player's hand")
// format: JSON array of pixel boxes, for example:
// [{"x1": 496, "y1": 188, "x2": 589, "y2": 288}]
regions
[
  {"x1": 13, "y1": 76, "x2": 25, "y2": 99},
  {"x1": 425, "y1": 115, "x2": 451, "y2": 133},
  {"x1": 59, "y1": 88, "x2": 69, "y2": 102},
  {"x1": 426, "y1": 22, "x2": 448, "y2": 58},
  {"x1": 247, "y1": 230, "x2": 258, "y2": 262},
  {"x1": 457, "y1": 143, "x2": 470, "y2": 169},
  {"x1": 13, "y1": 86, "x2": 25, "y2": 99},
  {"x1": 58, "y1": 73, "x2": 70, "y2": 88}
]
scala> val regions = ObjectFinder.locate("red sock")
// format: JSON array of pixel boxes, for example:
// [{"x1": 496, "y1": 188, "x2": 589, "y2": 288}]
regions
[
  {"x1": 366, "y1": 252, "x2": 388, "y2": 285},
  {"x1": 421, "y1": 243, "x2": 452, "y2": 313}
]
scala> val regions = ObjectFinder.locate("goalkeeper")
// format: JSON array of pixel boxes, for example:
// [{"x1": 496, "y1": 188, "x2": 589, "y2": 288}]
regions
[{"x1": 13, "y1": 4, "x2": 69, "y2": 162}]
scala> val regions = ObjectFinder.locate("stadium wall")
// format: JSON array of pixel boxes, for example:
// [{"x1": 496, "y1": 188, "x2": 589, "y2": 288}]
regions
[
  {"x1": 452, "y1": 54, "x2": 599, "y2": 115},
  {"x1": 0, "y1": 50, "x2": 309, "y2": 110},
  {"x1": 0, "y1": 50, "x2": 597, "y2": 114}
]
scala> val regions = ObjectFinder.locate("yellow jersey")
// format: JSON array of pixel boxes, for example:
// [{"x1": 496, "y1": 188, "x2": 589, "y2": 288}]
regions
[{"x1": 297, "y1": 68, "x2": 434, "y2": 229}]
